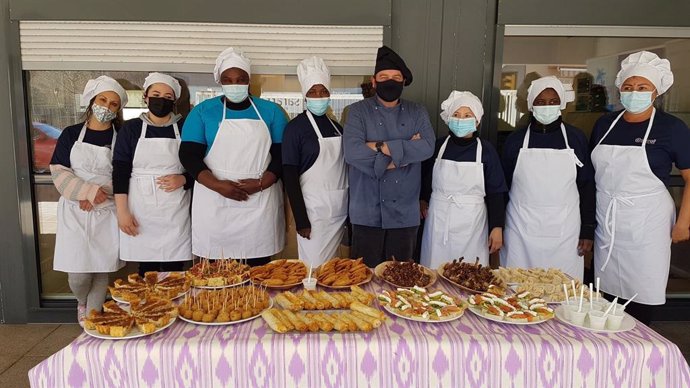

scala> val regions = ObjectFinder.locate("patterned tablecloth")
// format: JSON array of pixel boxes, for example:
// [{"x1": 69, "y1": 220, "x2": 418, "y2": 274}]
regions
[{"x1": 29, "y1": 278, "x2": 690, "y2": 388}]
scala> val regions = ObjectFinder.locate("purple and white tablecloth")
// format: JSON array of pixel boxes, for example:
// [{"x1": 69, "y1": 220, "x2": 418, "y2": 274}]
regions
[{"x1": 29, "y1": 279, "x2": 690, "y2": 388}]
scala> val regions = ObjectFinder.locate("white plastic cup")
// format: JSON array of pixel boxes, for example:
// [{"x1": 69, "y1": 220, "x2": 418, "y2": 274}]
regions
[
  {"x1": 588, "y1": 310, "x2": 607, "y2": 330},
  {"x1": 561, "y1": 305, "x2": 572, "y2": 321},
  {"x1": 591, "y1": 300, "x2": 607, "y2": 312},
  {"x1": 569, "y1": 307, "x2": 587, "y2": 326},
  {"x1": 600, "y1": 301, "x2": 626, "y2": 314},
  {"x1": 606, "y1": 311, "x2": 625, "y2": 330},
  {"x1": 302, "y1": 277, "x2": 317, "y2": 291}
]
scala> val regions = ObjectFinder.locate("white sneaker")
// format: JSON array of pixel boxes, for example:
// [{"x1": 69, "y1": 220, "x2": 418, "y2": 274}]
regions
[{"x1": 77, "y1": 304, "x2": 86, "y2": 328}]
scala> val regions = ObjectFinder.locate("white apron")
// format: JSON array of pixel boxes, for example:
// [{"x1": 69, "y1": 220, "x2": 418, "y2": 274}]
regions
[
  {"x1": 296, "y1": 111, "x2": 348, "y2": 267},
  {"x1": 120, "y1": 121, "x2": 192, "y2": 262},
  {"x1": 592, "y1": 109, "x2": 674, "y2": 305},
  {"x1": 420, "y1": 137, "x2": 488, "y2": 267},
  {"x1": 191, "y1": 98, "x2": 285, "y2": 259},
  {"x1": 500, "y1": 124, "x2": 584, "y2": 280},
  {"x1": 54, "y1": 124, "x2": 123, "y2": 273}
]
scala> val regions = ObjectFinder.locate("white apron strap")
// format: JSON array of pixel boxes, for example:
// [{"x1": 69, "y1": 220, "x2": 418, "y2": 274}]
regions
[
  {"x1": 475, "y1": 137, "x2": 482, "y2": 164},
  {"x1": 522, "y1": 126, "x2": 532, "y2": 149},
  {"x1": 306, "y1": 110, "x2": 341, "y2": 139},
  {"x1": 560, "y1": 123, "x2": 584, "y2": 168},
  {"x1": 77, "y1": 123, "x2": 88, "y2": 142},
  {"x1": 172, "y1": 122, "x2": 181, "y2": 139}
]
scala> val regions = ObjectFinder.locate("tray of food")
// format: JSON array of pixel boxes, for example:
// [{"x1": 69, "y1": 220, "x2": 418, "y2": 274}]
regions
[
  {"x1": 250, "y1": 259, "x2": 307, "y2": 289},
  {"x1": 377, "y1": 287, "x2": 466, "y2": 323},
  {"x1": 84, "y1": 298, "x2": 177, "y2": 339},
  {"x1": 109, "y1": 272, "x2": 190, "y2": 304},
  {"x1": 437, "y1": 258, "x2": 505, "y2": 295},
  {"x1": 553, "y1": 302, "x2": 635, "y2": 333},
  {"x1": 273, "y1": 286, "x2": 376, "y2": 311},
  {"x1": 467, "y1": 291, "x2": 554, "y2": 324},
  {"x1": 316, "y1": 258, "x2": 372, "y2": 289},
  {"x1": 186, "y1": 259, "x2": 250, "y2": 288},
  {"x1": 177, "y1": 285, "x2": 271, "y2": 325},
  {"x1": 261, "y1": 301, "x2": 386, "y2": 333},
  {"x1": 374, "y1": 260, "x2": 436, "y2": 288},
  {"x1": 492, "y1": 267, "x2": 597, "y2": 303}
]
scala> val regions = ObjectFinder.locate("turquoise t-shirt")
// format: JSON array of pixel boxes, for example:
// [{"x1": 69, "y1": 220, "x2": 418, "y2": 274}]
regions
[{"x1": 181, "y1": 96, "x2": 287, "y2": 150}]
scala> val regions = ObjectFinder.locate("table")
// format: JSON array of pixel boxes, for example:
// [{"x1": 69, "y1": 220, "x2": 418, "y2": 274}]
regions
[{"x1": 29, "y1": 278, "x2": 690, "y2": 388}]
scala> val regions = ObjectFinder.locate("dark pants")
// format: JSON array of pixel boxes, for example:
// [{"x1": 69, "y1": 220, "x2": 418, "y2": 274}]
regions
[
  {"x1": 248, "y1": 256, "x2": 272, "y2": 267},
  {"x1": 138, "y1": 261, "x2": 187, "y2": 276},
  {"x1": 351, "y1": 224, "x2": 419, "y2": 268},
  {"x1": 604, "y1": 293, "x2": 656, "y2": 325}
]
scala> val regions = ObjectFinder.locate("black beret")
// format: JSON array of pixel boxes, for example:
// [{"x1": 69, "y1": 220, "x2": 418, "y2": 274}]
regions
[{"x1": 374, "y1": 45, "x2": 413, "y2": 86}]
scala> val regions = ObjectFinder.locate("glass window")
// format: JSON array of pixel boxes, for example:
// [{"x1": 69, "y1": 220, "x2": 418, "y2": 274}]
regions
[
  {"x1": 27, "y1": 70, "x2": 370, "y2": 299},
  {"x1": 498, "y1": 35, "x2": 690, "y2": 297}
]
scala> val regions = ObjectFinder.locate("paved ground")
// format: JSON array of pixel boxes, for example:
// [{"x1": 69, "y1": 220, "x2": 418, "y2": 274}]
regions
[{"x1": 0, "y1": 322, "x2": 688, "y2": 388}]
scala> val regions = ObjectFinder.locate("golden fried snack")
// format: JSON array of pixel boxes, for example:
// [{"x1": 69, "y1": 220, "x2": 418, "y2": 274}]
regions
[
  {"x1": 261, "y1": 310, "x2": 288, "y2": 333},
  {"x1": 350, "y1": 301, "x2": 386, "y2": 320},
  {"x1": 282, "y1": 310, "x2": 307, "y2": 332}
]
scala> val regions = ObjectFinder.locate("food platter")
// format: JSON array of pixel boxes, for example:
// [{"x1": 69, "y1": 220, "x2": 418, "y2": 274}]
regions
[
  {"x1": 316, "y1": 258, "x2": 373, "y2": 289},
  {"x1": 437, "y1": 263, "x2": 505, "y2": 295},
  {"x1": 374, "y1": 261, "x2": 437, "y2": 289},
  {"x1": 178, "y1": 299, "x2": 273, "y2": 326},
  {"x1": 85, "y1": 314, "x2": 176, "y2": 340},
  {"x1": 250, "y1": 259, "x2": 308, "y2": 290},
  {"x1": 376, "y1": 287, "x2": 466, "y2": 323}
]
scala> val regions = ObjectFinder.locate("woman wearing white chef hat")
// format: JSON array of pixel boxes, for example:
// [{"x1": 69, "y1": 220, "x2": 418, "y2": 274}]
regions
[
  {"x1": 500, "y1": 76, "x2": 595, "y2": 281},
  {"x1": 420, "y1": 91, "x2": 507, "y2": 268},
  {"x1": 50, "y1": 75, "x2": 127, "y2": 325},
  {"x1": 282, "y1": 57, "x2": 348, "y2": 268},
  {"x1": 590, "y1": 51, "x2": 690, "y2": 324},
  {"x1": 179, "y1": 48, "x2": 288, "y2": 264},
  {"x1": 113, "y1": 72, "x2": 193, "y2": 275}
]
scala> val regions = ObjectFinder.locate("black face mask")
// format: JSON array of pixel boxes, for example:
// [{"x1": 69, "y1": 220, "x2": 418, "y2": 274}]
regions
[
  {"x1": 147, "y1": 97, "x2": 175, "y2": 118},
  {"x1": 375, "y1": 79, "x2": 404, "y2": 102}
]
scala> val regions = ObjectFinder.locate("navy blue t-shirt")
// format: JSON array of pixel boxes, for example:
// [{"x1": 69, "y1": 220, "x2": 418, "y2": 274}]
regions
[
  {"x1": 421, "y1": 135, "x2": 508, "y2": 200},
  {"x1": 50, "y1": 123, "x2": 115, "y2": 167},
  {"x1": 590, "y1": 110, "x2": 690, "y2": 185},
  {"x1": 113, "y1": 117, "x2": 185, "y2": 165},
  {"x1": 282, "y1": 111, "x2": 344, "y2": 173},
  {"x1": 502, "y1": 118, "x2": 594, "y2": 188}
]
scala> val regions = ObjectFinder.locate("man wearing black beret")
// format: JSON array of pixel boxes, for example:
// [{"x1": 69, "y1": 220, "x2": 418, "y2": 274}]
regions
[{"x1": 343, "y1": 46, "x2": 435, "y2": 267}]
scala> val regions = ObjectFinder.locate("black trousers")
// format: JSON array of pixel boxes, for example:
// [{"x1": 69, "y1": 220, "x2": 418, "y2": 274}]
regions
[
  {"x1": 138, "y1": 261, "x2": 187, "y2": 276},
  {"x1": 603, "y1": 293, "x2": 656, "y2": 325},
  {"x1": 351, "y1": 224, "x2": 419, "y2": 268}
]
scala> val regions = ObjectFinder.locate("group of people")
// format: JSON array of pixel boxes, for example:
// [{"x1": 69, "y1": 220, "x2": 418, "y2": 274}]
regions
[{"x1": 50, "y1": 46, "x2": 690, "y2": 326}]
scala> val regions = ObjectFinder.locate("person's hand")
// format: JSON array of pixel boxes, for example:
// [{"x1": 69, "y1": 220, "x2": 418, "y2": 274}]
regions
[
  {"x1": 214, "y1": 180, "x2": 249, "y2": 201},
  {"x1": 411, "y1": 133, "x2": 421, "y2": 140},
  {"x1": 117, "y1": 209, "x2": 139, "y2": 236},
  {"x1": 237, "y1": 178, "x2": 262, "y2": 195},
  {"x1": 79, "y1": 200, "x2": 93, "y2": 212},
  {"x1": 157, "y1": 174, "x2": 186, "y2": 192},
  {"x1": 488, "y1": 227, "x2": 503, "y2": 254},
  {"x1": 672, "y1": 222, "x2": 690, "y2": 243},
  {"x1": 93, "y1": 187, "x2": 109, "y2": 204},
  {"x1": 420, "y1": 200, "x2": 429, "y2": 219},
  {"x1": 577, "y1": 239, "x2": 593, "y2": 256},
  {"x1": 297, "y1": 227, "x2": 311, "y2": 239}
]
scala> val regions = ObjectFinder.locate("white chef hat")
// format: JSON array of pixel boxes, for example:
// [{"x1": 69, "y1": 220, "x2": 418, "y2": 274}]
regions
[
  {"x1": 297, "y1": 56, "x2": 331, "y2": 97},
  {"x1": 615, "y1": 50, "x2": 674, "y2": 95},
  {"x1": 143, "y1": 72, "x2": 181, "y2": 100},
  {"x1": 527, "y1": 76, "x2": 571, "y2": 111},
  {"x1": 213, "y1": 47, "x2": 251, "y2": 83},
  {"x1": 440, "y1": 91, "x2": 484, "y2": 124},
  {"x1": 80, "y1": 75, "x2": 128, "y2": 108}
]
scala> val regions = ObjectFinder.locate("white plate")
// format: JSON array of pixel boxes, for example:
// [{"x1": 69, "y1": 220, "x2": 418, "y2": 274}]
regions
[
  {"x1": 112, "y1": 289, "x2": 189, "y2": 304},
  {"x1": 83, "y1": 314, "x2": 176, "y2": 340},
  {"x1": 553, "y1": 305, "x2": 636, "y2": 333},
  {"x1": 381, "y1": 303, "x2": 465, "y2": 323},
  {"x1": 178, "y1": 298, "x2": 273, "y2": 326},
  {"x1": 467, "y1": 306, "x2": 552, "y2": 325},
  {"x1": 191, "y1": 278, "x2": 250, "y2": 289}
]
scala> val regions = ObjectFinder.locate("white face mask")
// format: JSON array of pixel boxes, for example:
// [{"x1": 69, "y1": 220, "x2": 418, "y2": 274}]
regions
[
  {"x1": 532, "y1": 105, "x2": 561, "y2": 125},
  {"x1": 222, "y1": 84, "x2": 249, "y2": 103},
  {"x1": 91, "y1": 103, "x2": 117, "y2": 123},
  {"x1": 620, "y1": 91, "x2": 655, "y2": 114}
]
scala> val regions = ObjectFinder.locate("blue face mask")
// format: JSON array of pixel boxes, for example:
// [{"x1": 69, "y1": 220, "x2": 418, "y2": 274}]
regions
[
  {"x1": 305, "y1": 97, "x2": 330, "y2": 116},
  {"x1": 532, "y1": 105, "x2": 561, "y2": 125},
  {"x1": 620, "y1": 91, "x2": 654, "y2": 114},
  {"x1": 448, "y1": 117, "x2": 477, "y2": 137},
  {"x1": 222, "y1": 84, "x2": 249, "y2": 103}
]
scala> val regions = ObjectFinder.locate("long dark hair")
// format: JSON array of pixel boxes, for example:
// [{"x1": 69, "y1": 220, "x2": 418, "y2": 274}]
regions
[{"x1": 81, "y1": 96, "x2": 124, "y2": 130}]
